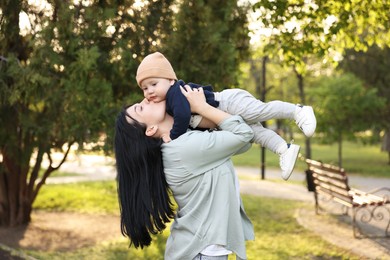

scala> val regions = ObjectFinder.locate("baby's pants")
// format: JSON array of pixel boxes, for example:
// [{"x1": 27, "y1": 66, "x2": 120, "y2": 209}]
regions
[{"x1": 214, "y1": 89, "x2": 296, "y2": 154}]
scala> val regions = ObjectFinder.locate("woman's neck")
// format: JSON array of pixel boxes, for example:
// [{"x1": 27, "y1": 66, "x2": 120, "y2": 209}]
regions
[{"x1": 156, "y1": 114, "x2": 174, "y2": 139}]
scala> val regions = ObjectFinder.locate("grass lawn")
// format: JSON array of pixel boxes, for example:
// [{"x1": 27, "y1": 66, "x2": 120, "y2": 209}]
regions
[
  {"x1": 27, "y1": 181, "x2": 360, "y2": 259},
  {"x1": 232, "y1": 137, "x2": 390, "y2": 178}
]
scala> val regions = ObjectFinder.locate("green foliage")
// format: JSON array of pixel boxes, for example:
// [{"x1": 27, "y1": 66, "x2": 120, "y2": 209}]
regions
[
  {"x1": 306, "y1": 72, "x2": 384, "y2": 164},
  {"x1": 252, "y1": 0, "x2": 390, "y2": 73},
  {"x1": 311, "y1": 73, "x2": 385, "y2": 142},
  {"x1": 340, "y1": 46, "x2": 390, "y2": 128},
  {"x1": 166, "y1": 0, "x2": 250, "y2": 90}
]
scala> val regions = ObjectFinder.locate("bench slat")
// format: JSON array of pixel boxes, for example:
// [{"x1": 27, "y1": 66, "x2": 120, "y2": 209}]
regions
[
  {"x1": 315, "y1": 185, "x2": 353, "y2": 203},
  {"x1": 310, "y1": 167, "x2": 348, "y2": 182},
  {"x1": 313, "y1": 174, "x2": 349, "y2": 190},
  {"x1": 306, "y1": 158, "x2": 344, "y2": 172},
  {"x1": 314, "y1": 182, "x2": 351, "y2": 197},
  {"x1": 316, "y1": 189, "x2": 354, "y2": 207}
]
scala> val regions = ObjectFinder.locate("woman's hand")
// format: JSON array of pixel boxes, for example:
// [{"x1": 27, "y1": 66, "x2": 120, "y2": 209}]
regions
[
  {"x1": 180, "y1": 84, "x2": 230, "y2": 126},
  {"x1": 180, "y1": 85, "x2": 208, "y2": 114}
]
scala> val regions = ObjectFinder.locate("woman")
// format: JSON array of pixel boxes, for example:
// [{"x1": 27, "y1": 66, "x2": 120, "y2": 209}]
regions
[{"x1": 115, "y1": 86, "x2": 255, "y2": 259}]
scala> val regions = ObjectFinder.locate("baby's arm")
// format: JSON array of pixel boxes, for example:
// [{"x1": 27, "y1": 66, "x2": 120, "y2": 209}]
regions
[{"x1": 168, "y1": 85, "x2": 193, "y2": 140}]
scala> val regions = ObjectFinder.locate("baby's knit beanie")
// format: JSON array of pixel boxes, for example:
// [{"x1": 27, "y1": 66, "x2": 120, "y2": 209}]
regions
[{"x1": 136, "y1": 52, "x2": 177, "y2": 86}]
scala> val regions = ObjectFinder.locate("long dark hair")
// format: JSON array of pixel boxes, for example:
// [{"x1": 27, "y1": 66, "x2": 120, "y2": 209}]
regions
[{"x1": 114, "y1": 107, "x2": 175, "y2": 248}]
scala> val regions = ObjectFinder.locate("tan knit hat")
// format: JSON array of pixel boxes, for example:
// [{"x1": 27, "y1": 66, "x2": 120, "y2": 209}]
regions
[{"x1": 136, "y1": 52, "x2": 177, "y2": 86}]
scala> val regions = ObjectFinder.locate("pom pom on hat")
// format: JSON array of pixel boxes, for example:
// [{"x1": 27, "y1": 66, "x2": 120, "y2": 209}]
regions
[{"x1": 136, "y1": 52, "x2": 177, "y2": 86}]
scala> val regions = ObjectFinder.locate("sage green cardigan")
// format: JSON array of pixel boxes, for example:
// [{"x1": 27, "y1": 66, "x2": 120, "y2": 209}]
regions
[{"x1": 161, "y1": 115, "x2": 255, "y2": 260}]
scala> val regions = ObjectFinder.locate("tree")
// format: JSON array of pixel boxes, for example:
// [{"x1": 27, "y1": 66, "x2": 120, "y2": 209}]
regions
[
  {"x1": 340, "y1": 46, "x2": 390, "y2": 164},
  {"x1": 0, "y1": 0, "x2": 175, "y2": 227},
  {"x1": 166, "y1": 0, "x2": 250, "y2": 90},
  {"x1": 311, "y1": 73, "x2": 385, "y2": 167},
  {"x1": 0, "y1": 1, "x2": 111, "y2": 226},
  {"x1": 252, "y1": 0, "x2": 390, "y2": 70}
]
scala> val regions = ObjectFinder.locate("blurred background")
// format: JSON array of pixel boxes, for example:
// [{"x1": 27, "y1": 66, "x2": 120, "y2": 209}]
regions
[{"x1": 0, "y1": 0, "x2": 389, "y2": 241}]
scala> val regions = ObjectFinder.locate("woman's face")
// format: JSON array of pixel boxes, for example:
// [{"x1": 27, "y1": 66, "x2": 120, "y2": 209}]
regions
[{"x1": 126, "y1": 98, "x2": 167, "y2": 127}]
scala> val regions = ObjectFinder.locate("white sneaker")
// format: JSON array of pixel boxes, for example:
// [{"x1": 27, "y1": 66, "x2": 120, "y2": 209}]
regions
[
  {"x1": 295, "y1": 105, "x2": 317, "y2": 137},
  {"x1": 280, "y1": 144, "x2": 300, "y2": 180}
]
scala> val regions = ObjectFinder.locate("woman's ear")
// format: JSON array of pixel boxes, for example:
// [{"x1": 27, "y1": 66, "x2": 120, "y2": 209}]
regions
[{"x1": 145, "y1": 125, "x2": 158, "y2": 137}]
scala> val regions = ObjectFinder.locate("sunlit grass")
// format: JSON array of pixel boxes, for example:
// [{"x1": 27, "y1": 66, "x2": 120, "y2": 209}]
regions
[
  {"x1": 28, "y1": 181, "x2": 359, "y2": 259},
  {"x1": 33, "y1": 181, "x2": 119, "y2": 214}
]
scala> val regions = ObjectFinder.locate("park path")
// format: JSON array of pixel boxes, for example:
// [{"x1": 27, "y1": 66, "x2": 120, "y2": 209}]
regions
[{"x1": 45, "y1": 153, "x2": 390, "y2": 259}]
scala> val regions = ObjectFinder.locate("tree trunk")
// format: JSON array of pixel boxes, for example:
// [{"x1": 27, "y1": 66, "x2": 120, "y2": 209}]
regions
[
  {"x1": 0, "y1": 150, "x2": 31, "y2": 227},
  {"x1": 0, "y1": 145, "x2": 70, "y2": 227},
  {"x1": 338, "y1": 132, "x2": 343, "y2": 168},
  {"x1": 0, "y1": 166, "x2": 10, "y2": 226},
  {"x1": 381, "y1": 130, "x2": 390, "y2": 165},
  {"x1": 260, "y1": 56, "x2": 268, "y2": 180}
]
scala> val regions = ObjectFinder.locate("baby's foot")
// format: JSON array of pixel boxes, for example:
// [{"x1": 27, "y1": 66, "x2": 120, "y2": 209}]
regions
[
  {"x1": 294, "y1": 105, "x2": 316, "y2": 137},
  {"x1": 280, "y1": 143, "x2": 300, "y2": 180}
]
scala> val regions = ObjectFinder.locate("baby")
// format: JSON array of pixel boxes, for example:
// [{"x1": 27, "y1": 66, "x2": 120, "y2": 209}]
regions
[{"x1": 135, "y1": 52, "x2": 316, "y2": 180}]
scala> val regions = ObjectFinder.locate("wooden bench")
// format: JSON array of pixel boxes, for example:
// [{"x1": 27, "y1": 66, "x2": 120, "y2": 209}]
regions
[{"x1": 304, "y1": 158, "x2": 390, "y2": 238}]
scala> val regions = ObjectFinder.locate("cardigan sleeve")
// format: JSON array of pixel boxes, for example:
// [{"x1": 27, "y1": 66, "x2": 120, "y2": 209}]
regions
[{"x1": 168, "y1": 115, "x2": 254, "y2": 175}]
